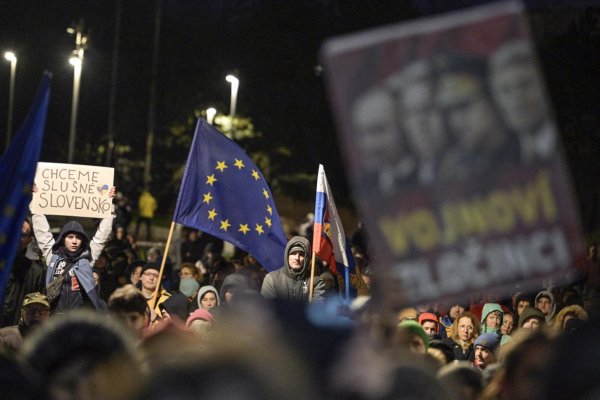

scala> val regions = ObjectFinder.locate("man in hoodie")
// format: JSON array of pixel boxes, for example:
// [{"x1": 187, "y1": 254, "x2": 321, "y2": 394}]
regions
[
  {"x1": 473, "y1": 332, "x2": 500, "y2": 370},
  {"x1": 535, "y1": 290, "x2": 557, "y2": 324},
  {"x1": 261, "y1": 236, "x2": 325, "y2": 303},
  {"x1": 31, "y1": 186, "x2": 116, "y2": 313}
]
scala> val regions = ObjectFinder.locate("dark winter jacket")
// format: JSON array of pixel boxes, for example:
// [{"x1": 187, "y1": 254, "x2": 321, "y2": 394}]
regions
[{"x1": 260, "y1": 236, "x2": 325, "y2": 302}]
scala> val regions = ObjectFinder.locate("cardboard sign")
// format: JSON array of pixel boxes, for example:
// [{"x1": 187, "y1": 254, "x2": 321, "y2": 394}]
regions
[
  {"x1": 30, "y1": 162, "x2": 115, "y2": 219},
  {"x1": 322, "y1": 1, "x2": 585, "y2": 305}
]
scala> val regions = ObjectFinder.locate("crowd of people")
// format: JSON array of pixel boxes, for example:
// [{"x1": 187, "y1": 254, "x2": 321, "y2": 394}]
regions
[{"x1": 1, "y1": 189, "x2": 600, "y2": 400}]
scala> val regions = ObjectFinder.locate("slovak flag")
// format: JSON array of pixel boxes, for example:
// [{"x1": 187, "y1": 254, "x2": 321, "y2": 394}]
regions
[{"x1": 313, "y1": 164, "x2": 356, "y2": 299}]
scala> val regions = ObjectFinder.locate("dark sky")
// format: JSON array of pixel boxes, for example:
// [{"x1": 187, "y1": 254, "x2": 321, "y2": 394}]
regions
[{"x1": 0, "y1": 1, "x2": 599, "y2": 227}]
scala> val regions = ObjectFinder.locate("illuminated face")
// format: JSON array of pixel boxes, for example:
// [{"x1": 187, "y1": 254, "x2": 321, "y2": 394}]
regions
[
  {"x1": 475, "y1": 345, "x2": 496, "y2": 369},
  {"x1": 22, "y1": 304, "x2": 50, "y2": 326},
  {"x1": 180, "y1": 267, "x2": 195, "y2": 280},
  {"x1": 141, "y1": 269, "x2": 159, "y2": 291},
  {"x1": 114, "y1": 311, "x2": 147, "y2": 338},
  {"x1": 288, "y1": 250, "x2": 306, "y2": 271},
  {"x1": 64, "y1": 232, "x2": 83, "y2": 252},
  {"x1": 422, "y1": 321, "x2": 437, "y2": 335},
  {"x1": 457, "y1": 316, "x2": 474, "y2": 342},
  {"x1": 130, "y1": 266, "x2": 142, "y2": 286},
  {"x1": 485, "y1": 311, "x2": 502, "y2": 329},
  {"x1": 537, "y1": 297, "x2": 552, "y2": 315},
  {"x1": 500, "y1": 314, "x2": 514, "y2": 335},
  {"x1": 201, "y1": 292, "x2": 218, "y2": 310},
  {"x1": 522, "y1": 317, "x2": 541, "y2": 330}
]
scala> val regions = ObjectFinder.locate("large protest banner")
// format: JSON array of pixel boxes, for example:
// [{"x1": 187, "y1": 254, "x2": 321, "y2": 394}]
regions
[
  {"x1": 321, "y1": 1, "x2": 585, "y2": 305},
  {"x1": 30, "y1": 162, "x2": 114, "y2": 219}
]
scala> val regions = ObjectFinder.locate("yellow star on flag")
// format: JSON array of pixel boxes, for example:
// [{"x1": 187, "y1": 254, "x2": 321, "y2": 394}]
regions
[
  {"x1": 206, "y1": 174, "x2": 217, "y2": 186},
  {"x1": 262, "y1": 188, "x2": 269, "y2": 199},
  {"x1": 251, "y1": 170, "x2": 260, "y2": 180},
  {"x1": 216, "y1": 161, "x2": 228, "y2": 172},
  {"x1": 265, "y1": 217, "x2": 272, "y2": 227},
  {"x1": 267, "y1": 205, "x2": 273, "y2": 215},
  {"x1": 220, "y1": 219, "x2": 231, "y2": 231},
  {"x1": 203, "y1": 192, "x2": 213, "y2": 204},
  {"x1": 239, "y1": 224, "x2": 250, "y2": 234},
  {"x1": 255, "y1": 224, "x2": 264, "y2": 235},
  {"x1": 208, "y1": 209, "x2": 217, "y2": 221},
  {"x1": 234, "y1": 159, "x2": 245, "y2": 170}
]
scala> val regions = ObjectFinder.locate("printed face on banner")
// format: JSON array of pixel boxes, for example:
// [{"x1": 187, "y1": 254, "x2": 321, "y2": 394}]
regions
[
  {"x1": 30, "y1": 162, "x2": 115, "y2": 219},
  {"x1": 322, "y1": 1, "x2": 584, "y2": 306}
]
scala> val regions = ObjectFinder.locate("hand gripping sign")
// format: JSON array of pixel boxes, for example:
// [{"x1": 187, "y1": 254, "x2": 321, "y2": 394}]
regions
[{"x1": 30, "y1": 162, "x2": 115, "y2": 219}]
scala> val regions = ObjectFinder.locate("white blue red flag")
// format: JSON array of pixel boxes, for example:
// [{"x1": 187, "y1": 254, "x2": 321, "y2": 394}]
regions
[{"x1": 313, "y1": 164, "x2": 356, "y2": 299}]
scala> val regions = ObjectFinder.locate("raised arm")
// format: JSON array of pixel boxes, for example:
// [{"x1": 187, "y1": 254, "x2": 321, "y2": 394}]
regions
[
  {"x1": 90, "y1": 186, "x2": 116, "y2": 265},
  {"x1": 30, "y1": 184, "x2": 55, "y2": 266}
]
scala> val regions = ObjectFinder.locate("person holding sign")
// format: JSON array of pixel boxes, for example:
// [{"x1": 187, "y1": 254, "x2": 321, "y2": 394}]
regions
[{"x1": 30, "y1": 185, "x2": 116, "y2": 313}]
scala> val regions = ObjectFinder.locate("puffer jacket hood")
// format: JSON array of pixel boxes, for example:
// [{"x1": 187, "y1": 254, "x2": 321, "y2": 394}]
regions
[
  {"x1": 52, "y1": 221, "x2": 90, "y2": 253},
  {"x1": 535, "y1": 290, "x2": 557, "y2": 323},
  {"x1": 283, "y1": 236, "x2": 312, "y2": 280},
  {"x1": 481, "y1": 303, "x2": 504, "y2": 334}
]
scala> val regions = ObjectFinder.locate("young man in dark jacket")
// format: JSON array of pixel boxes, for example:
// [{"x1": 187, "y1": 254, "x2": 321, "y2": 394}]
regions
[{"x1": 260, "y1": 236, "x2": 325, "y2": 303}]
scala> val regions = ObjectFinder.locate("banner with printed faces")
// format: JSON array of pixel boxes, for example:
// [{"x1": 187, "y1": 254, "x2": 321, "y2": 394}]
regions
[
  {"x1": 321, "y1": 1, "x2": 585, "y2": 306},
  {"x1": 31, "y1": 162, "x2": 115, "y2": 219}
]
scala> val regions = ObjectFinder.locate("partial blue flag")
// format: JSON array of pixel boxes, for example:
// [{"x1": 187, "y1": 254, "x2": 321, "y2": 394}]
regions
[
  {"x1": 0, "y1": 73, "x2": 51, "y2": 304},
  {"x1": 173, "y1": 119, "x2": 287, "y2": 271}
]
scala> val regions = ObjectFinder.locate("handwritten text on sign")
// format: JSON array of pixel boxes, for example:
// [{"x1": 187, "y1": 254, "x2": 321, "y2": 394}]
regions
[{"x1": 30, "y1": 162, "x2": 115, "y2": 219}]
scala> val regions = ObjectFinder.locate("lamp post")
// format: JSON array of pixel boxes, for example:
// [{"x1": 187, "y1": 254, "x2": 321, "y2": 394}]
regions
[
  {"x1": 4, "y1": 51, "x2": 16, "y2": 150},
  {"x1": 206, "y1": 107, "x2": 216, "y2": 125},
  {"x1": 225, "y1": 74, "x2": 239, "y2": 138},
  {"x1": 67, "y1": 21, "x2": 88, "y2": 164}
]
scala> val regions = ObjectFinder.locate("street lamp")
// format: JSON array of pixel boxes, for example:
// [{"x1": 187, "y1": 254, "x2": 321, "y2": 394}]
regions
[
  {"x1": 206, "y1": 107, "x2": 216, "y2": 125},
  {"x1": 225, "y1": 74, "x2": 239, "y2": 137},
  {"x1": 67, "y1": 21, "x2": 88, "y2": 164},
  {"x1": 4, "y1": 51, "x2": 16, "y2": 150}
]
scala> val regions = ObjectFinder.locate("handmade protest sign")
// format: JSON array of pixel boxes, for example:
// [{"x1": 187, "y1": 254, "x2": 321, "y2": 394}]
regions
[
  {"x1": 321, "y1": 1, "x2": 585, "y2": 306},
  {"x1": 30, "y1": 162, "x2": 114, "y2": 219}
]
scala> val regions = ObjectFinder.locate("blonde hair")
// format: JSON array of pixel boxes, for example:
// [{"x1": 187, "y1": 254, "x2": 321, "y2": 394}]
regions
[{"x1": 448, "y1": 311, "x2": 481, "y2": 350}]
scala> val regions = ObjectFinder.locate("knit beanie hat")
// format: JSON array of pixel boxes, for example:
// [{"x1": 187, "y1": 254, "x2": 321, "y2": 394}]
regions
[
  {"x1": 474, "y1": 333, "x2": 500, "y2": 353},
  {"x1": 197, "y1": 285, "x2": 220, "y2": 308},
  {"x1": 418, "y1": 312, "x2": 440, "y2": 333},
  {"x1": 289, "y1": 244, "x2": 305, "y2": 255},
  {"x1": 399, "y1": 320, "x2": 429, "y2": 351},
  {"x1": 518, "y1": 307, "x2": 546, "y2": 328},
  {"x1": 186, "y1": 308, "x2": 214, "y2": 327},
  {"x1": 142, "y1": 262, "x2": 160, "y2": 274}
]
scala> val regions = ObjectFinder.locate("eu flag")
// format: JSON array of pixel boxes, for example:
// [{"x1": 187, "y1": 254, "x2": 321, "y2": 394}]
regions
[
  {"x1": 0, "y1": 73, "x2": 51, "y2": 304},
  {"x1": 173, "y1": 119, "x2": 287, "y2": 271}
]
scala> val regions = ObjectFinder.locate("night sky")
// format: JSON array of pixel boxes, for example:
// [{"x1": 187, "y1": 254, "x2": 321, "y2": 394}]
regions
[{"x1": 0, "y1": 1, "x2": 599, "y2": 231}]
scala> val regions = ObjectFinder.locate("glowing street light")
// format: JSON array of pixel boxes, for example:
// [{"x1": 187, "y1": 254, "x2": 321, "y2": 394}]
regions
[
  {"x1": 206, "y1": 107, "x2": 216, "y2": 125},
  {"x1": 4, "y1": 51, "x2": 17, "y2": 150},
  {"x1": 67, "y1": 20, "x2": 88, "y2": 164},
  {"x1": 225, "y1": 74, "x2": 239, "y2": 137}
]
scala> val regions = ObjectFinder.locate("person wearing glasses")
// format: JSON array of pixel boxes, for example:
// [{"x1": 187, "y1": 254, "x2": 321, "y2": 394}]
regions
[
  {"x1": 0, "y1": 292, "x2": 50, "y2": 354},
  {"x1": 139, "y1": 262, "x2": 171, "y2": 325}
]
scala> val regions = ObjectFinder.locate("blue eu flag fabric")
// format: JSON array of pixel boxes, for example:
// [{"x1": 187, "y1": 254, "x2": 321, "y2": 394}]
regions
[
  {"x1": 0, "y1": 73, "x2": 51, "y2": 304},
  {"x1": 173, "y1": 120, "x2": 287, "y2": 271}
]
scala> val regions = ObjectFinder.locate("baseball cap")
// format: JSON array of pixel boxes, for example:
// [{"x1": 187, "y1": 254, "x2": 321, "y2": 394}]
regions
[{"x1": 22, "y1": 292, "x2": 50, "y2": 309}]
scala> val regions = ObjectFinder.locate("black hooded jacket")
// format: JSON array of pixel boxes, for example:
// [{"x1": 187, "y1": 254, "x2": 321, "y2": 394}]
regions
[{"x1": 260, "y1": 236, "x2": 325, "y2": 302}]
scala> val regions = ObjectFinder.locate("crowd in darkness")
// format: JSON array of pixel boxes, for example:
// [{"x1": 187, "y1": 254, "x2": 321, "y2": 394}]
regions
[{"x1": 1, "y1": 190, "x2": 600, "y2": 400}]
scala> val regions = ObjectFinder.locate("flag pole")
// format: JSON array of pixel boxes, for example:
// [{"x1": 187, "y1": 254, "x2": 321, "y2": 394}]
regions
[
  {"x1": 309, "y1": 251, "x2": 317, "y2": 303},
  {"x1": 152, "y1": 220, "x2": 176, "y2": 310}
]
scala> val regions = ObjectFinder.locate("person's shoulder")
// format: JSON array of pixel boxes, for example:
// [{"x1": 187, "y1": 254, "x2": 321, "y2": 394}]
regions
[{"x1": 0, "y1": 325, "x2": 19, "y2": 338}]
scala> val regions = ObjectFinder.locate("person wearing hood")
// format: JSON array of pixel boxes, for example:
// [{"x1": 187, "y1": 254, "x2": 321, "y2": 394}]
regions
[
  {"x1": 518, "y1": 306, "x2": 546, "y2": 331},
  {"x1": 220, "y1": 273, "x2": 251, "y2": 306},
  {"x1": 31, "y1": 186, "x2": 116, "y2": 313},
  {"x1": 535, "y1": 290, "x2": 557, "y2": 324},
  {"x1": 480, "y1": 303, "x2": 511, "y2": 345},
  {"x1": 260, "y1": 236, "x2": 325, "y2": 303},
  {"x1": 197, "y1": 285, "x2": 220, "y2": 311}
]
